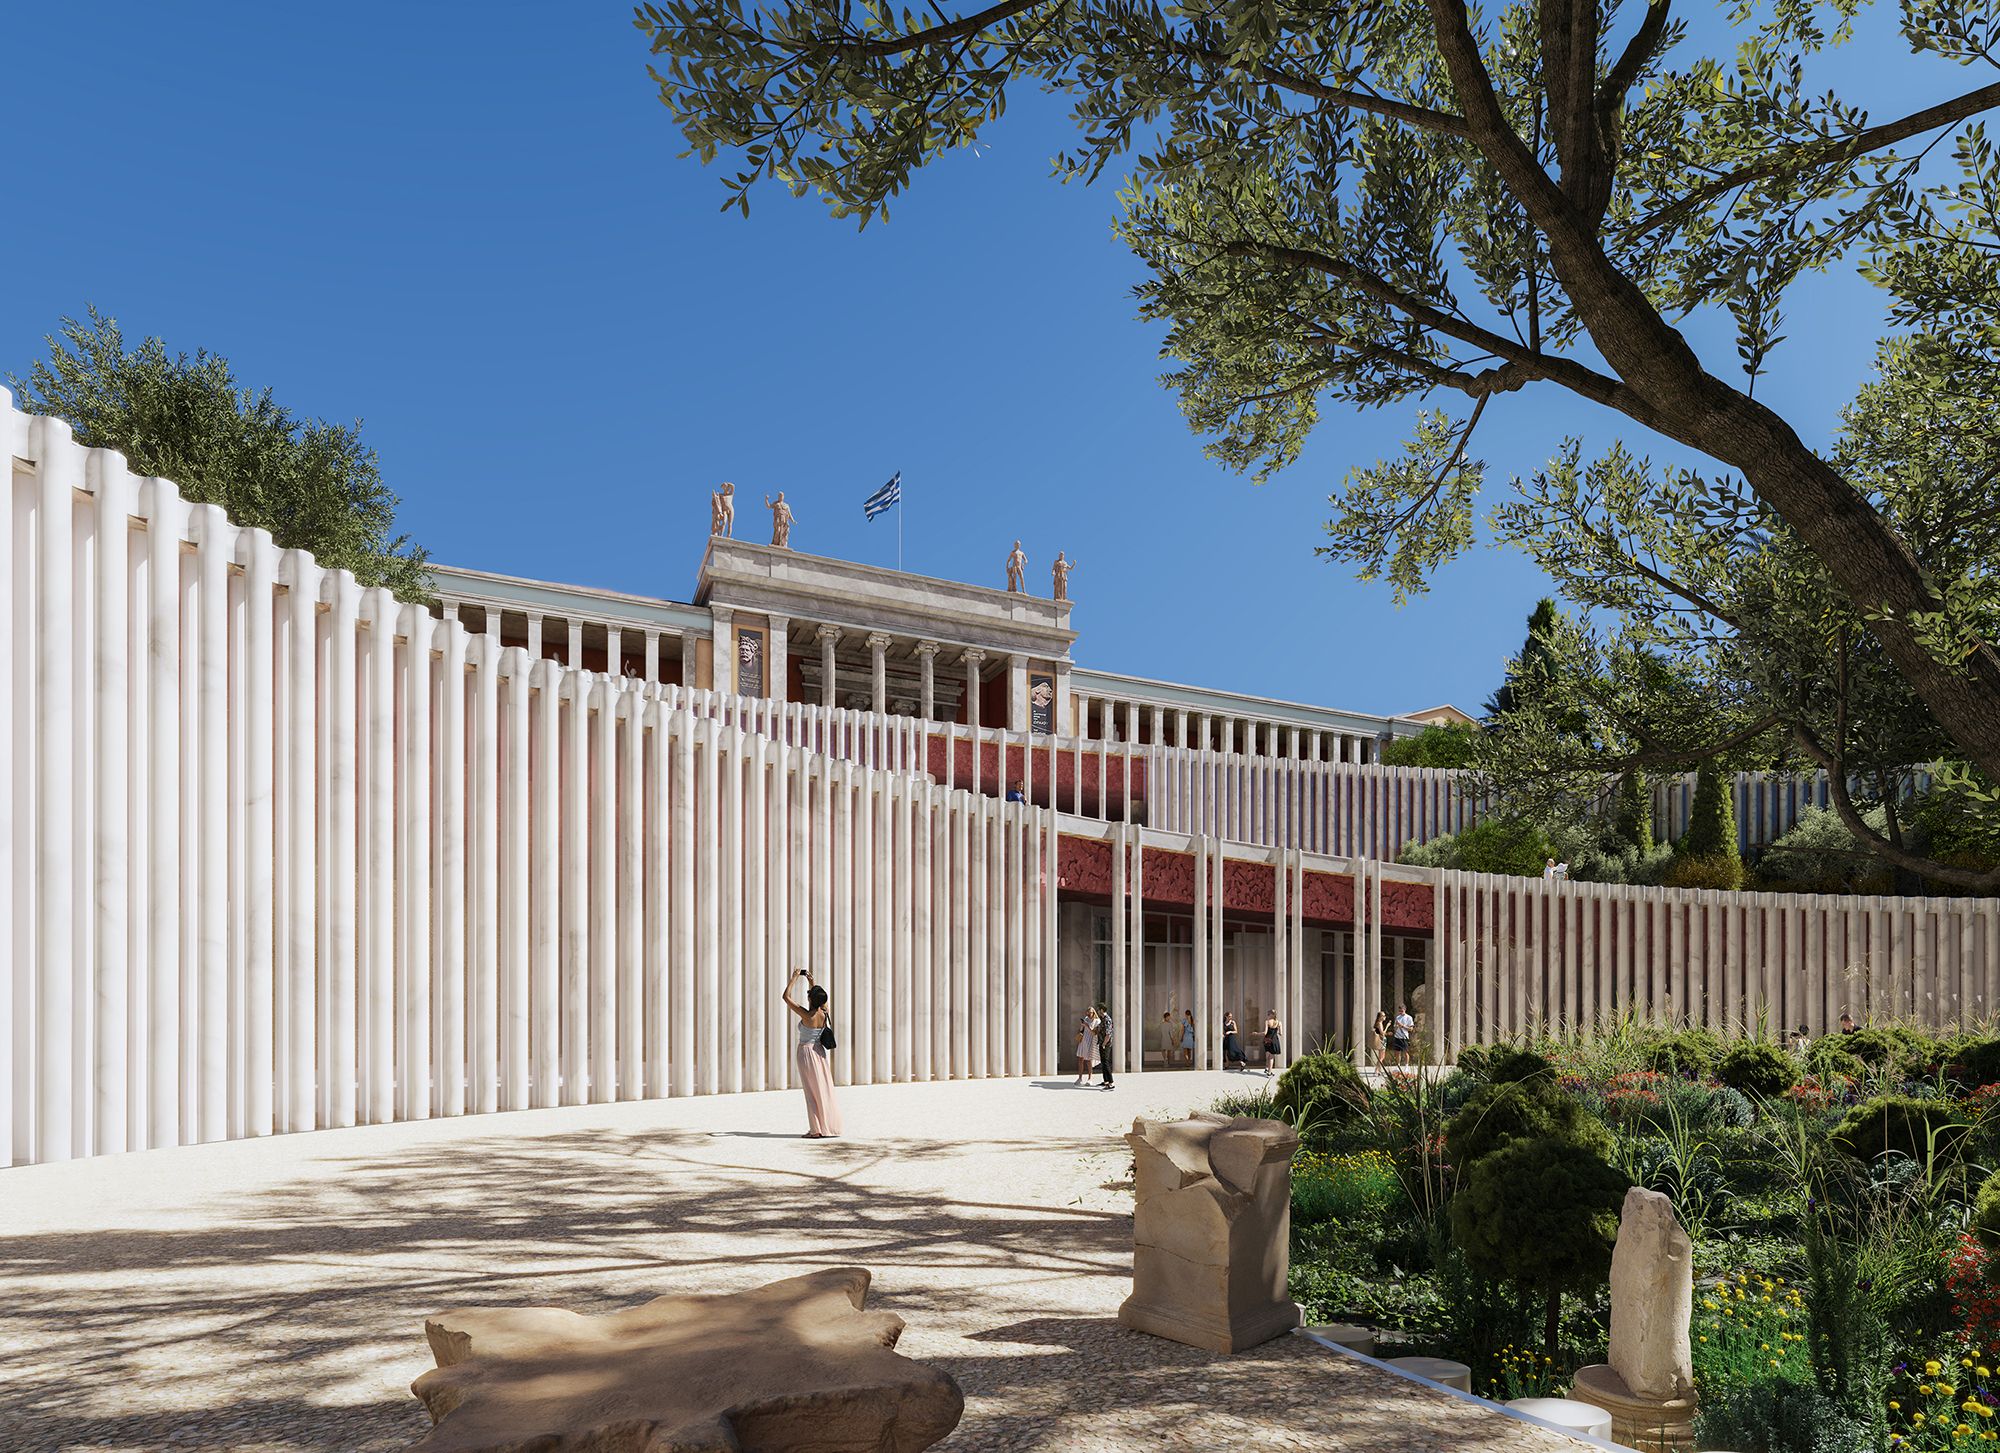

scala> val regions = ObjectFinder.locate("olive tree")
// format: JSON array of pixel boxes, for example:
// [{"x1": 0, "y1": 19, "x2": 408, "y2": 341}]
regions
[{"x1": 635, "y1": 0, "x2": 2000, "y2": 794}]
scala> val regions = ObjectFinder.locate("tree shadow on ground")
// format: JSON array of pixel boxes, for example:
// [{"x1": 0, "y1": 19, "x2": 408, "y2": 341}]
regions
[{"x1": 0, "y1": 1119, "x2": 1572, "y2": 1452}]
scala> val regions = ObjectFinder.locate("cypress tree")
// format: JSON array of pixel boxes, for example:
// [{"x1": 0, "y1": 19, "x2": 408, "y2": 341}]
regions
[
  {"x1": 1677, "y1": 762, "x2": 1740, "y2": 866},
  {"x1": 1613, "y1": 770, "x2": 1654, "y2": 855}
]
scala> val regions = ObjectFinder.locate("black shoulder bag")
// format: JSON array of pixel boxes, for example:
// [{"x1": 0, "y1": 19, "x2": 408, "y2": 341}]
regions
[{"x1": 819, "y1": 1017, "x2": 837, "y2": 1052}]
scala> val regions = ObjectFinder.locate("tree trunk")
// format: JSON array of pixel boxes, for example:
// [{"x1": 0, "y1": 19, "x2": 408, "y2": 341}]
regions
[{"x1": 1423, "y1": 0, "x2": 2000, "y2": 782}]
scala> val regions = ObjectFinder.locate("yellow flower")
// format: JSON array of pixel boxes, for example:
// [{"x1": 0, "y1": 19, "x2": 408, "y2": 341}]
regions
[
  {"x1": 1892, "y1": 1402, "x2": 1902, "y2": 1411},
  {"x1": 1933, "y1": 1362, "x2": 1947, "y2": 1376},
  {"x1": 1982, "y1": 1368, "x2": 1994, "y2": 1379}
]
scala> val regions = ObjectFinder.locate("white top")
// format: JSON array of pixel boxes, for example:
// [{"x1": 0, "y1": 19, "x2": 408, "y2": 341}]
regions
[
  {"x1": 797, "y1": 1022, "x2": 823, "y2": 1046},
  {"x1": 1393, "y1": 1013, "x2": 1414, "y2": 1036}
]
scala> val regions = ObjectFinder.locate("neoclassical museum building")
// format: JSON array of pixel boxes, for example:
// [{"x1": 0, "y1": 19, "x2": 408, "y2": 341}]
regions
[{"x1": 425, "y1": 523, "x2": 1468, "y2": 1069}]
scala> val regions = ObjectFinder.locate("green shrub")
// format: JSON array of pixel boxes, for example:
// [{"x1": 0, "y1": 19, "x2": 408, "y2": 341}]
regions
[
  {"x1": 1838, "y1": 1024, "x2": 1931, "y2": 1075},
  {"x1": 1693, "y1": 1381, "x2": 1873, "y2": 1453},
  {"x1": 1445, "y1": 1078, "x2": 1613, "y2": 1175},
  {"x1": 1272, "y1": 1052, "x2": 1368, "y2": 1136},
  {"x1": 1452, "y1": 816, "x2": 1556, "y2": 878},
  {"x1": 1829, "y1": 1094, "x2": 1972, "y2": 1164},
  {"x1": 1659, "y1": 851, "x2": 1745, "y2": 890},
  {"x1": 1757, "y1": 804, "x2": 1890, "y2": 894},
  {"x1": 1379, "y1": 722, "x2": 1479, "y2": 769},
  {"x1": 1647, "y1": 1027, "x2": 1724, "y2": 1079},
  {"x1": 1970, "y1": 1172, "x2": 2000, "y2": 1263},
  {"x1": 1291, "y1": 1149, "x2": 1401, "y2": 1226},
  {"x1": 1805, "y1": 1036, "x2": 1866, "y2": 1082},
  {"x1": 1716, "y1": 1040, "x2": 1799, "y2": 1098},
  {"x1": 1455, "y1": 1044, "x2": 1554, "y2": 1085},
  {"x1": 1449, "y1": 1136, "x2": 1629, "y2": 1357},
  {"x1": 1950, "y1": 1037, "x2": 2000, "y2": 1091}
]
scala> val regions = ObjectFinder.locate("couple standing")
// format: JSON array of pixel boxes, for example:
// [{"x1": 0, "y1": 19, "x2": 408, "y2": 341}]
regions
[{"x1": 1073, "y1": 1006, "x2": 1115, "y2": 1089}]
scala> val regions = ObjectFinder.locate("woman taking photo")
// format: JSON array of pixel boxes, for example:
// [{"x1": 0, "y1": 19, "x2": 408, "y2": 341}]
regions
[{"x1": 781, "y1": 969, "x2": 842, "y2": 1139}]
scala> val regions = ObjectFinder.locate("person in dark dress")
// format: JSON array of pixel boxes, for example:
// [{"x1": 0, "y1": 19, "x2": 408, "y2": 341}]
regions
[
  {"x1": 1096, "y1": 1005, "x2": 1115, "y2": 1089},
  {"x1": 1262, "y1": 1011, "x2": 1284, "y2": 1078},
  {"x1": 1222, "y1": 1012, "x2": 1247, "y2": 1070}
]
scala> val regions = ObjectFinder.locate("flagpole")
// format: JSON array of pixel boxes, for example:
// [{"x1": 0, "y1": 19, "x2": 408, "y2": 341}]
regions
[{"x1": 898, "y1": 484, "x2": 904, "y2": 572}]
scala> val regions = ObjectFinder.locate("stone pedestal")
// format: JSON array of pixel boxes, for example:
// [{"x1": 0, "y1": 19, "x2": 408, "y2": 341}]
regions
[
  {"x1": 1569, "y1": 1185, "x2": 1700, "y2": 1453},
  {"x1": 1571, "y1": 1364, "x2": 1697, "y2": 1452},
  {"x1": 1305, "y1": 1323, "x2": 1376, "y2": 1356},
  {"x1": 1118, "y1": 1112, "x2": 1300, "y2": 1353}
]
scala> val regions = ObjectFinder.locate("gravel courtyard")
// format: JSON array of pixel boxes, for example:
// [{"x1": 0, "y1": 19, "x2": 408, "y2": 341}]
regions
[{"x1": 0, "y1": 1071, "x2": 1588, "y2": 1452}]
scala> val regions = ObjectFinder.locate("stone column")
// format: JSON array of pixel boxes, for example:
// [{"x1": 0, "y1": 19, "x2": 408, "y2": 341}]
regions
[
  {"x1": 817, "y1": 624, "x2": 842, "y2": 707},
  {"x1": 643, "y1": 629, "x2": 660, "y2": 683},
  {"x1": 1151, "y1": 704, "x2": 1165, "y2": 746},
  {"x1": 1007, "y1": 653, "x2": 1029, "y2": 732},
  {"x1": 443, "y1": 601, "x2": 459, "y2": 624},
  {"x1": 1074, "y1": 691, "x2": 1090, "y2": 739},
  {"x1": 768, "y1": 614, "x2": 789, "y2": 702},
  {"x1": 606, "y1": 625, "x2": 622, "y2": 679},
  {"x1": 1288, "y1": 725, "x2": 1301, "y2": 760},
  {"x1": 567, "y1": 619, "x2": 583, "y2": 671},
  {"x1": 1198, "y1": 712, "x2": 1212, "y2": 751},
  {"x1": 680, "y1": 632, "x2": 699, "y2": 690},
  {"x1": 1308, "y1": 732, "x2": 1322, "y2": 762},
  {"x1": 867, "y1": 632, "x2": 891, "y2": 715},
  {"x1": 1175, "y1": 710, "x2": 1189, "y2": 749},
  {"x1": 1054, "y1": 660, "x2": 1072, "y2": 738},
  {"x1": 962, "y1": 649, "x2": 986, "y2": 729},
  {"x1": 915, "y1": 640, "x2": 938, "y2": 720},
  {"x1": 526, "y1": 611, "x2": 543, "y2": 661},
  {"x1": 711, "y1": 606, "x2": 734, "y2": 695}
]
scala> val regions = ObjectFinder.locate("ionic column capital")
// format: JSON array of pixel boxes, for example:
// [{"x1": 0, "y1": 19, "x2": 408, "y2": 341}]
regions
[
  {"x1": 961, "y1": 648, "x2": 987, "y2": 668},
  {"x1": 914, "y1": 639, "x2": 941, "y2": 659},
  {"x1": 865, "y1": 631, "x2": 892, "y2": 652},
  {"x1": 815, "y1": 623, "x2": 843, "y2": 644}
]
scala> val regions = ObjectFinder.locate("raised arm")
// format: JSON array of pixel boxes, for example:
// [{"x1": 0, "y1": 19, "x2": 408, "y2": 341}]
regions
[{"x1": 780, "y1": 969, "x2": 808, "y2": 1020}]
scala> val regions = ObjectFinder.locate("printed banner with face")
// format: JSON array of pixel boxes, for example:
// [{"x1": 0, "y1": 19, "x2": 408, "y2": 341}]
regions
[{"x1": 1029, "y1": 672, "x2": 1055, "y2": 734}]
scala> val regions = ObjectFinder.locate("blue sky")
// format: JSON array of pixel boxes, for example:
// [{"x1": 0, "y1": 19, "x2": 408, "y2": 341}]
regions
[{"x1": 0, "y1": 3, "x2": 1950, "y2": 717}]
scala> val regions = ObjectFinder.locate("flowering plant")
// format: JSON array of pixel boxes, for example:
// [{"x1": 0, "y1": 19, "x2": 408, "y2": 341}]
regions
[
  {"x1": 1889, "y1": 1356, "x2": 2000, "y2": 1448},
  {"x1": 1693, "y1": 1270, "x2": 1810, "y2": 1395},
  {"x1": 1949, "y1": 1235, "x2": 2000, "y2": 1363},
  {"x1": 1479, "y1": 1342, "x2": 1563, "y2": 1400}
]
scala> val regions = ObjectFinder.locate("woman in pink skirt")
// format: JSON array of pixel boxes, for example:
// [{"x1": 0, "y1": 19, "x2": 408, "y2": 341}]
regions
[{"x1": 782, "y1": 969, "x2": 842, "y2": 1139}]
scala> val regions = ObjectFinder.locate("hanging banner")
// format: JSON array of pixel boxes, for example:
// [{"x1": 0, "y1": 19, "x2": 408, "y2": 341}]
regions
[{"x1": 1029, "y1": 672, "x2": 1055, "y2": 734}]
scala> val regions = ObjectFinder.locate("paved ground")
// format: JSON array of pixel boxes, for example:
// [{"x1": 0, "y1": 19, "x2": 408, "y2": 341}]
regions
[{"x1": 0, "y1": 1070, "x2": 1586, "y2": 1452}]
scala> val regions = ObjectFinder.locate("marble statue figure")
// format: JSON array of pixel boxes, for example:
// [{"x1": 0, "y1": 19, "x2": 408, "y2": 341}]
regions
[
  {"x1": 710, "y1": 481, "x2": 736, "y2": 538},
  {"x1": 1005, "y1": 540, "x2": 1026, "y2": 592},
  {"x1": 766, "y1": 491, "x2": 794, "y2": 549},
  {"x1": 1052, "y1": 551, "x2": 1074, "y2": 601}
]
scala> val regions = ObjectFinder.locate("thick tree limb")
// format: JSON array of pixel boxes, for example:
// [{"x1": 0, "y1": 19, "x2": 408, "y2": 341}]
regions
[
  {"x1": 1632, "y1": 79, "x2": 2000, "y2": 237},
  {"x1": 1226, "y1": 237, "x2": 1654, "y2": 415},
  {"x1": 1792, "y1": 724, "x2": 2000, "y2": 889},
  {"x1": 797, "y1": 0, "x2": 1045, "y2": 56},
  {"x1": 1423, "y1": 0, "x2": 2000, "y2": 782}
]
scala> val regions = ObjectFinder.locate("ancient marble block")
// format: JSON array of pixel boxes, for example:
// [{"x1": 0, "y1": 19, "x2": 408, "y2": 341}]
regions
[
  {"x1": 1118, "y1": 1111, "x2": 1301, "y2": 1353},
  {"x1": 408, "y1": 1267, "x2": 963, "y2": 1453},
  {"x1": 1606, "y1": 1186, "x2": 1694, "y2": 1400},
  {"x1": 1572, "y1": 1186, "x2": 1698, "y2": 1453}
]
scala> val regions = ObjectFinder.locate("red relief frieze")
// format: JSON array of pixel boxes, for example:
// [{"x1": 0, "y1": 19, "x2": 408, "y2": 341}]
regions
[
  {"x1": 1221, "y1": 860, "x2": 1277, "y2": 915},
  {"x1": 1380, "y1": 880, "x2": 1436, "y2": 932},
  {"x1": 1140, "y1": 846, "x2": 1197, "y2": 906},
  {"x1": 1301, "y1": 870, "x2": 1354, "y2": 925},
  {"x1": 1058, "y1": 836, "x2": 1113, "y2": 896}
]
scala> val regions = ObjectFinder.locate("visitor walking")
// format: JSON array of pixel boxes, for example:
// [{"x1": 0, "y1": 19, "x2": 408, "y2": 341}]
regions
[
  {"x1": 1160, "y1": 1010, "x2": 1175, "y2": 1068},
  {"x1": 1096, "y1": 1005, "x2": 1115, "y2": 1090},
  {"x1": 1262, "y1": 1012, "x2": 1284, "y2": 1078},
  {"x1": 1074, "y1": 1010, "x2": 1100, "y2": 1084},
  {"x1": 781, "y1": 969, "x2": 842, "y2": 1139},
  {"x1": 1369, "y1": 1011, "x2": 1388, "y2": 1072},
  {"x1": 1222, "y1": 1012, "x2": 1248, "y2": 1071},
  {"x1": 1180, "y1": 1010, "x2": 1197, "y2": 1066},
  {"x1": 1391, "y1": 1002, "x2": 1414, "y2": 1067}
]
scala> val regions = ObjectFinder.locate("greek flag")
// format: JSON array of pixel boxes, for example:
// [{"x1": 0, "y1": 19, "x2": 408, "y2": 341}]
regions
[{"x1": 863, "y1": 471, "x2": 901, "y2": 521}]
